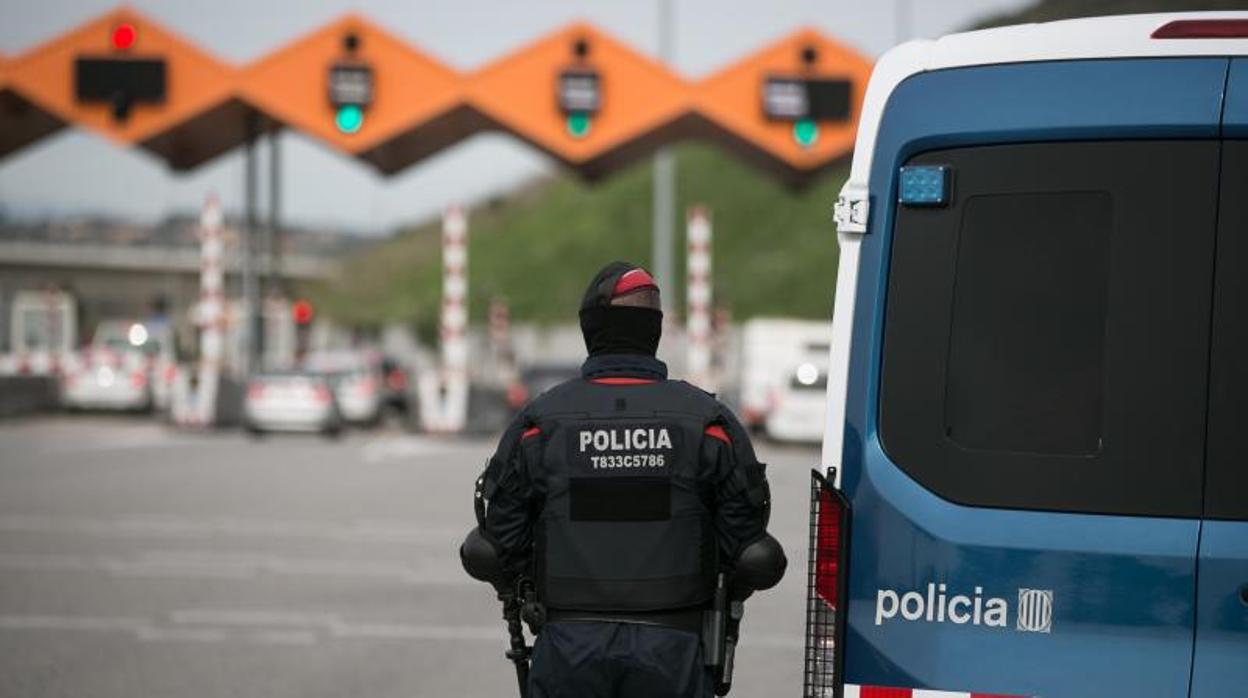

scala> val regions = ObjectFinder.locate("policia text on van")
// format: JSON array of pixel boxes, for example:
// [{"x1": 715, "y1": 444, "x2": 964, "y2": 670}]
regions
[
  {"x1": 461, "y1": 262, "x2": 786, "y2": 698},
  {"x1": 804, "y1": 13, "x2": 1248, "y2": 698}
]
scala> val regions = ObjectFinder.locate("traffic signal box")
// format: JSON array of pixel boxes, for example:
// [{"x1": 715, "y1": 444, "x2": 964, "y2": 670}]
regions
[
  {"x1": 1, "y1": 9, "x2": 871, "y2": 186},
  {"x1": 693, "y1": 29, "x2": 872, "y2": 183},
  {"x1": 468, "y1": 24, "x2": 693, "y2": 179},
  {"x1": 0, "y1": 53, "x2": 65, "y2": 162},
  {"x1": 7, "y1": 8, "x2": 242, "y2": 170},
  {"x1": 241, "y1": 15, "x2": 468, "y2": 174}
]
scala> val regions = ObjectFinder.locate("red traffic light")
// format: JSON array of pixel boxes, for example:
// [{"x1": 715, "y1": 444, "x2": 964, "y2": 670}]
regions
[
  {"x1": 111, "y1": 23, "x2": 137, "y2": 51},
  {"x1": 292, "y1": 300, "x2": 314, "y2": 325}
]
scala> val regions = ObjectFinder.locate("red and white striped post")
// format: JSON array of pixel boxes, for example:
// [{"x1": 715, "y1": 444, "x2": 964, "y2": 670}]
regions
[
  {"x1": 441, "y1": 205, "x2": 469, "y2": 381},
  {"x1": 175, "y1": 195, "x2": 225, "y2": 428},
  {"x1": 686, "y1": 205, "x2": 715, "y2": 391},
  {"x1": 421, "y1": 206, "x2": 470, "y2": 433},
  {"x1": 42, "y1": 286, "x2": 63, "y2": 375}
]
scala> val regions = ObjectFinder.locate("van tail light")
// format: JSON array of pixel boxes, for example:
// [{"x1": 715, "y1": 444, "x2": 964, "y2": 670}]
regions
[
  {"x1": 1152, "y1": 19, "x2": 1248, "y2": 39},
  {"x1": 804, "y1": 468, "x2": 851, "y2": 698},
  {"x1": 130, "y1": 370, "x2": 148, "y2": 388},
  {"x1": 247, "y1": 383, "x2": 266, "y2": 401}
]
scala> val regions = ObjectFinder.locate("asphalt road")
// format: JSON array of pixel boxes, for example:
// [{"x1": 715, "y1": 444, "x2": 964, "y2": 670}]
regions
[{"x1": 0, "y1": 415, "x2": 818, "y2": 698}]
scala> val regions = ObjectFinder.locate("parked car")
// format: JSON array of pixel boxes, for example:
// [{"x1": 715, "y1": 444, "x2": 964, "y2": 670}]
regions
[
  {"x1": 243, "y1": 371, "x2": 341, "y2": 437},
  {"x1": 328, "y1": 366, "x2": 384, "y2": 426},
  {"x1": 60, "y1": 348, "x2": 151, "y2": 412},
  {"x1": 738, "y1": 318, "x2": 830, "y2": 430},
  {"x1": 303, "y1": 351, "x2": 385, "y2": 426},
  {"x1": 379, "y1": 356, "x2": 410, "y2": 415},
  {"x1": 764, "y1": 360, "x2": 826, "y2": 444},
  {"x1": 77, "y1": 319, "x2": 176, "y2": 411}
]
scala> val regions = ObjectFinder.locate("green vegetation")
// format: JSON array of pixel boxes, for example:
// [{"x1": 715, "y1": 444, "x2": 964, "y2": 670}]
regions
[{"x1": 313, "y1": 144, "x2": 845, "y2": 332}]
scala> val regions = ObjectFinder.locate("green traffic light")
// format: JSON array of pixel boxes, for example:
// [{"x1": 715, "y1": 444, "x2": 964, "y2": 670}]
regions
[
  {"x1": 335, "y1": 105, "x2": 364, "y2": 134},
  {"x1": 793, "y1": 118, "x2": 819, "y2": 148},
  {"x1": 566, "y1": 112, "x2": 592, "y2": 139}
]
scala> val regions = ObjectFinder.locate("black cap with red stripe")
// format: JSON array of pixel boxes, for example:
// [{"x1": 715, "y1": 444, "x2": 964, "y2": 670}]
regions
[
  {"x1": 580, "y1": 261, "x2": 660, "y2": 311},
  {"x1": 579, "y1": 261, "x2": 663, "y2": 356}
]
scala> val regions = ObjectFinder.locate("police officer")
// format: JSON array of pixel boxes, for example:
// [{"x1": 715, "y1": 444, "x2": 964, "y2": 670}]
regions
[{"x1": 463, "y1": 261, "x2": 785, "y2": 698}]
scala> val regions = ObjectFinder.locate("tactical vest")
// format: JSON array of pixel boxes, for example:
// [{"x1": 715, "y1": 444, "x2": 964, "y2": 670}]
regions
[{"x1": 524, "y1": 378, "x2": 721, "y2": 613}]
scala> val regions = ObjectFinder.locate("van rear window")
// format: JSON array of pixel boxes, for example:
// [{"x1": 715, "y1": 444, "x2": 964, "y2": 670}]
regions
[
  {"x1": 879, "y1": 140, "x2": 1217, "y2": 517},
  {"x1": 945, "y1": 192, "x2": 1110, "y2": 455}
]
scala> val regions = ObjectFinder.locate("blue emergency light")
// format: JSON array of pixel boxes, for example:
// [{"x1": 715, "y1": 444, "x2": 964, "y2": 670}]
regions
[{"x1": 898, "y1": 165, "x2": 950, "y2": 206}]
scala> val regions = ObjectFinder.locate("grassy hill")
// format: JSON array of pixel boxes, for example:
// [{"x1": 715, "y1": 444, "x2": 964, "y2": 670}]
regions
[{"x1": 312, "y1": 144, "x2": 845, "y2": 333}]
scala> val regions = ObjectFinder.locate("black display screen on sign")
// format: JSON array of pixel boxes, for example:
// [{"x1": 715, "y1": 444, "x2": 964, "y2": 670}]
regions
[
  {"x1": 762, "y1": 76, "x2": 850, "y2": 121},
  {"x1": 75, "y1": 57, "x2": 167, "y2": 103},
  {"x1": 558, "y1": 69, "x2": 601, "y2": 114},
  {"x1": 329, "y1": 63, "x2": 373, "y2": 107}
]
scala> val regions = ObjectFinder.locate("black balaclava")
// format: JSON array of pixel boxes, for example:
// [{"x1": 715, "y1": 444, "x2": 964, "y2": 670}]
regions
[{"x1": 579, "y1": 261, "x2": 663, "y2": 357}]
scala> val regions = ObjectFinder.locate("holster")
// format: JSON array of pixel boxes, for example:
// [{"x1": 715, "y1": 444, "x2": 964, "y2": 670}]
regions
[{"x1": 702, "y1": 573, "x2": 743, "y2": 696}]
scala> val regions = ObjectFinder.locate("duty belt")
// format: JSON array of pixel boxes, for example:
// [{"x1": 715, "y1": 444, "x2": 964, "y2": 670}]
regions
[{"x1": 545, "y1": 608, "x2": 704, "y2": 635}]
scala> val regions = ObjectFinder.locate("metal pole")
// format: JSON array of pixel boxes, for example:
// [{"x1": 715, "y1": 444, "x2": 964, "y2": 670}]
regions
[
  {"x1": 651, "y1": 0, "x2": 676, "y2": 314},
  {"x1": 241, "y1": 123, "x2": 258, "y2": 377},
  {"x1": 268, "y1": 129, "x2": 282, "y2": 298}
]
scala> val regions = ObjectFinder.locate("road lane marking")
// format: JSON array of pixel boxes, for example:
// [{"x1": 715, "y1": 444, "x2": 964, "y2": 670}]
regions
[
  {"x1": 171, "y1": 610, "x2": 340, "y2": 628},
  {"x1": 0, "y1": 612, "x2": 506, "y2": 647},
  {"x1": 249, "y1": 630, "x2": 319, "y2": 646},
  {"x1": 359, "y1": 435, "x2": 486, "y2": 463},
  {"x1": 0, "y1": 514, "x2": 464, "y2": 544},
  {"x1": 0, "y1": 550, "x2": 465, "y2": 586},
  {"x1": 0, "y1": 552, "x2": 94, "y2": 571},
  {"x1": 0, "y1": 615, "x2": 146, "y2": 632},
  {"x1": 135, "y1": 626, "x2": 228, "y2": 643},
  {"x1": 0, "y1": 610, "x2": 804, "y2": 649}
]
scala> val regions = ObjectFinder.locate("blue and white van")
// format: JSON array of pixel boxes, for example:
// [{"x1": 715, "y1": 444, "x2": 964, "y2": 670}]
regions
[{"x1": 804, "y1": 13, "x2": 1248, "y2": 698}]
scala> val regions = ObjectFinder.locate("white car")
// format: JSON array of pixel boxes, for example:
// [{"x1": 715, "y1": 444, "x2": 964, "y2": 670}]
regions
[
  {"x1": 243, "y1": 371, "x2": 342, "y2": 437},
  {"x1": 80, "y1": 320, "x2": 177, "y2": 411},
  {"x1": 61, "y1": 349, "x2": 152, "y2": 412},
  {"x1": 303, "y1": 352, "x2": 384, "y2": 426},
  {"x1": 738, "y1": 319, "x2": 831, "y2": 429},
  {"x1": 764, "y1": 360, "x2": 827, "y2": 444},
  {"x1": 330, "y1": 368, "x2": 383, "y2": 425}
]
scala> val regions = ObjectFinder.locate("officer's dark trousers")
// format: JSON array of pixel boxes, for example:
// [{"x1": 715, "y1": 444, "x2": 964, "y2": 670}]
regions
[{"x1": 528, "y1": 621, "x2": 713, "y2": 698}]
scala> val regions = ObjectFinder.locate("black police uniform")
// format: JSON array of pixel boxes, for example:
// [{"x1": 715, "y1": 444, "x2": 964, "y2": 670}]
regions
[{"x1": 479, "y1": 349, "x2": 773, "y2": 698}]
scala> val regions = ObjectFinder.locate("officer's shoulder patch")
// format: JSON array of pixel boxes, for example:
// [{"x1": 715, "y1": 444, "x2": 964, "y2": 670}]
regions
[{"x1": 704, "y1": 424, "x2": 731, "y2": 445}]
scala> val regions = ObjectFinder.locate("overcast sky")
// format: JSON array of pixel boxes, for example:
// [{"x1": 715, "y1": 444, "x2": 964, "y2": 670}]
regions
[{"x1": 0, "y1": 0, "x2": 1030, "y2": 233}]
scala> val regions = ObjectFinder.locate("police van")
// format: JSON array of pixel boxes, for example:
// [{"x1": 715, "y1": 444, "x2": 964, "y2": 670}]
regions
[{"x1": 804, "y1": 13, "x2": 1248, "y2": 698}]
